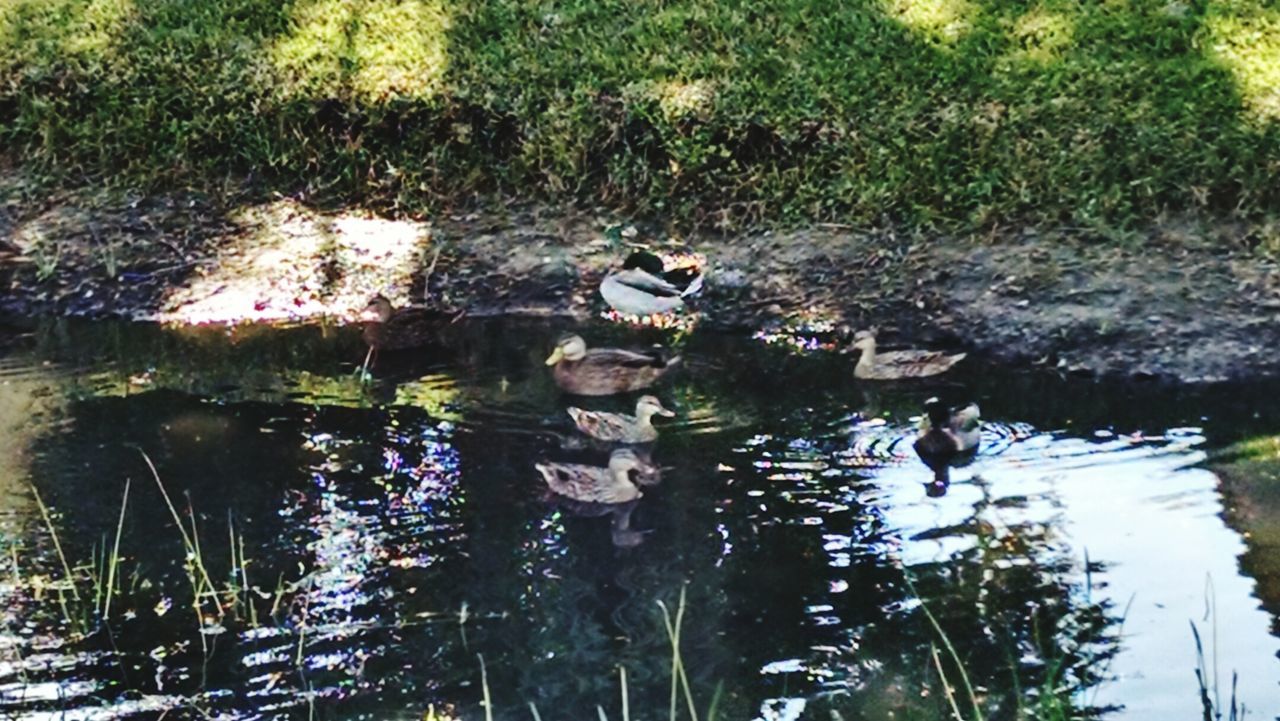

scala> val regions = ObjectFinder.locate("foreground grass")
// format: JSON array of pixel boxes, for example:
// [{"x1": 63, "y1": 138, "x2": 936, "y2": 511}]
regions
[{"x1": 2, "y1": 0, "x2": 1274, "y2": 229}]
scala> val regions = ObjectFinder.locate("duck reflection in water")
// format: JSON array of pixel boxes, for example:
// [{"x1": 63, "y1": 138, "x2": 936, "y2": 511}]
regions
[
  {"x1": 914, "y1": 397, "x2": 981, "y2": 495},
  {"x1": 536, "y1": 448, "x2": 662, "y2": 547}
]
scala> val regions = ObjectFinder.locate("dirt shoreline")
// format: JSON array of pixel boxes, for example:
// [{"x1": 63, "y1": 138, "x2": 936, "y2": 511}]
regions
[{"x1": 3, "y1": 180, "x2": 1279, "y2": 384}]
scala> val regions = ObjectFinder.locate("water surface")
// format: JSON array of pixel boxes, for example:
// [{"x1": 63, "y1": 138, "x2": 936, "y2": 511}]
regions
[{"x1": 0, "y1": 318, "x2": 1277, "y2": 720}]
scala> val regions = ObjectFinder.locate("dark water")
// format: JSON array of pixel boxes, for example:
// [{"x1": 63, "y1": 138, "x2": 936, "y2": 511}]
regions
[{"x1": 1, "y1": 317, "x2": 1279, "y2": 720}]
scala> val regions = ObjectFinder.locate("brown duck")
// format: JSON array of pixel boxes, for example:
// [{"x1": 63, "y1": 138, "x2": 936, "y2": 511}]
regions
[
  {"x1": 544, "y1": 335, "x2": 680, "y2": 396},
  {"x1": 849, "y1": 331, "x2": 966, "y2": 380}
]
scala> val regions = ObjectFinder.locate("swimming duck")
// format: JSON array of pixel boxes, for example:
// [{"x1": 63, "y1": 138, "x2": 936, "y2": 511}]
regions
[
  {"x1": 599, "y1": 250, "x2": 704, "y2": 317},
  {"x1": 535, "y1": 448, "x2": 660, "y2": 506},
  {"x1": 544, "y1": 334, "x2": 680, "y2": 396},
  {"x1": 849, "y1": 331, "x2": 966, "y2": 380},
  {"x1": 913, "y1": 397, "x2": 981, "y2": 482},
  {"x1": 567, "y1": 395, "x2": 675, "y2": 443}
]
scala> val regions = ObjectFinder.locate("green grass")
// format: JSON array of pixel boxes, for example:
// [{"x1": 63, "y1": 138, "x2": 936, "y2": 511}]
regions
[{"x1": 2, "y1": 0, "x2": 1279, "y2": 229}]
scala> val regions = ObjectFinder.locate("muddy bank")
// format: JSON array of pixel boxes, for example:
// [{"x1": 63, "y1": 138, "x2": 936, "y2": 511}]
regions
[{"x1": 2, "y1": 180, "x2": 1279, "y2": 384}]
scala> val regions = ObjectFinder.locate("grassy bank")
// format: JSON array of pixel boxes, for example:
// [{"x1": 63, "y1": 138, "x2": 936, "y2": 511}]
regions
[{"x1": 2, "y1": 0, "x2": 1279, "y2": 228}]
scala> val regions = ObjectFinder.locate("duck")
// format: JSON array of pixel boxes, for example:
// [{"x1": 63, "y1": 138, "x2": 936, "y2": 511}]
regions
[
  {"x1": 913, "y1": 397, "x2": 981, "y2": 483},
  {"x1": 355, "y1": 294, "x2": 459, "y2": 373},
  {"x1": 359, "y1": 294, "x2": 459, "y2": 350},
  {"x1": 567, "y1": 395, "x2": 675, "y2": 443},
  {"x1": 599, "y1": 250, "x2": 704, "y2": 317},
  {"x1": 849, "y1": 330, "x2": 966, "y2": 380},
  {"x1": 535, "y1": 448, "x2": 660, "y2": 506},
  {"x1": 544, "y1": 334, "x2": 680, "y2": 396}
]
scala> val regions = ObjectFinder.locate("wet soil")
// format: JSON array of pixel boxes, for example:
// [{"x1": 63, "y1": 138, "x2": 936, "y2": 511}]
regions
[{"x1": 3, "y1": 172, "x2": 1279, "y2": 384}]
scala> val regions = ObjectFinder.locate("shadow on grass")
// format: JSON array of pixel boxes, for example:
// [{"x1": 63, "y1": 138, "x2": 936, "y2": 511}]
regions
[{"x1": 0, "y1": 0, "x2": 1276, "y2": 228}]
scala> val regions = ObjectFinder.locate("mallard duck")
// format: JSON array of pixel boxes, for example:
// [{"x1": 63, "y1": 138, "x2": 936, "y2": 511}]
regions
[
  {"x1": 849, "y1": 331, "x2": 966, "y2": 380},
  {"x1": 913, "y1": 397, "x2": 981, "y2": 482},
  {"x1": 567, "y1": 395, "x2": 675, "y2": 443},
  {"x1": 544, "y1": 334, "x2": 680, "y2": 396},
  {"x1": 535, "y1": 448, "x2": 660, "y2": 506},
  {"x1": 599, "y1": 250, "x2": 704, "y2": 317}
]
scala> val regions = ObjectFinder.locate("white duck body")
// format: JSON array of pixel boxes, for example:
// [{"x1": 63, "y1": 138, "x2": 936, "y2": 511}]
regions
[
  {"x1": 600, "y1": 269, "x2": 687, "y2": 316},
  {"x1": 599, "y1": 251, "x2": 704, "y2": 316}
]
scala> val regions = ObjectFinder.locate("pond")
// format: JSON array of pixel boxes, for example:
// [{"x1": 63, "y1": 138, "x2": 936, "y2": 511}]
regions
[{"x1": 0, "y1": 317, "x2": 1278, "y2": 720}]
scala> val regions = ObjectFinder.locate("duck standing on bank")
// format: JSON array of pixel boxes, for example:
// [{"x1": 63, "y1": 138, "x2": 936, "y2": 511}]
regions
[
  {"x1": 545, "y1": 334, "x2": 680, "y2": 396},
  {"x1": 913, "y1": 397, "x2": 981, "y2": 486},
  {"x1": 599, "y1": 250, "x2": 704, "y2": 317},
  {"x1": 568, "y1": 395, "x2": 675, "y2": 443},
  {"x1": 848, "y1": 330, "x2": 966, "y2": 380},
  {"x1": 357, "y1": 294, "x2": 459, "y2": 371}
]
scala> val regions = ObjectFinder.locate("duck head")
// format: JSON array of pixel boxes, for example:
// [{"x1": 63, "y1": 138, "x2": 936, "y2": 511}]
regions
[
  {"x1": 359, "y1": 295, "x2": 394, "y2": 323},
  {"x1": 635, "y1": 395, "x2": 675, "y2": 420},
  {"x1": 850, "y1": 330, "x2": 877, "y2": 353},
  {"x1": 621, "y1": 250, "x2": 667, "y2": 275},
  {"x1": 545, "y1": 334, "x2": 588, "y2": 365},
  {"x1": 923, "y1": 396, "x2": 951, "y2": 429}
]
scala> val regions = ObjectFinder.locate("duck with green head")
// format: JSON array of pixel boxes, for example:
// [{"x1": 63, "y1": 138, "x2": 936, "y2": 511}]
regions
[
  {"x1": 599, "y1": 250, "x2": 704, "y2": 317},
  {"x1": 913, "y1": 397, "x2": 981, "y2": 484}
]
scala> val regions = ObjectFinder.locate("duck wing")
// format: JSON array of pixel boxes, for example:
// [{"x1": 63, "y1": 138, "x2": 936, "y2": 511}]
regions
[
  {"x1": 600, "y1": 272, "x2": 686, "y2": 315},
  {"x1": 585, "y1": 348, "x2": 679, "y2": 370},
  {"x1": 372, "y1": 307, "x2": 456, "y2": 350},
  {"x1": 949, "y1": 403, "x2": 982, "y2": 451},
  {"x1": 950, "y1": 403, "x2": 981, "y2": 432},
  {"x1": 660, "y1": 266, "x2": 704, "y2": 297},
  {"x1": 567, "y1": 408, "x2": 638, "y2": 442},
  {"x1": 608, "y1": 269, "x2": 682, "y2": 297},
  {"x1": 876, "y1": 350, "x2": 966, "y2": 378}
]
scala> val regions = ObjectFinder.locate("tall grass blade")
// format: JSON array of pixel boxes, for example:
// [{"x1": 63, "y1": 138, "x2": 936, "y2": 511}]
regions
[
  {"x1": 657, "y1": 585, "x2": 699, "y2": 721},
  {"x1": 620, "y1": 666, "x2": 630, "y2": 721},
  {"x1": 136, "y1": 448, "x2": 224, "y2": 616},
  {"x1": 478, "y1": 653, "x2": 493, "y2": 721},
  {"x1": 29, "y1": 483, "x2": 80, "y2": 601},
  {"x1": 103, "y1": 478, "x2": 130, "y2": 620},
  {"x1": 931, "y1": 643, "x2": 965, "y2": 721},
  {"x1": 906, "y1": 574, "x2": 984, "y2": 721}
]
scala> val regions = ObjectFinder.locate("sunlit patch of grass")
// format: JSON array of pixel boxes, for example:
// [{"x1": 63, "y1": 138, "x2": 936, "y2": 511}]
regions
[
  {"x1": 1005, "y1": 6, "x2": 1074, "y2": 65},
  {"x1": 1205, "y1": 6, "x2": 1280, "y2": 122},
  {"x1": 880, "y1": 0, "x2": 976, "y2": 43},
  {"x1": 61, "y1": 0, "x2": 135, "y2": 56},
  {"x1": 270, "y1": 0, "x2": 451, "y2": 102},
  {"x1": 1222, "y1": 434, "x2": 1280, "y2": 462},
  {"x1": 652, "y1": 79, "x2": 717, "y2": 121}
]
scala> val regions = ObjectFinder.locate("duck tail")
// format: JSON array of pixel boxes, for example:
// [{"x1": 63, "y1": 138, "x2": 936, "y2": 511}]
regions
[{"x1": 679, "y1": 272, "x2": 704, "y2": 298}]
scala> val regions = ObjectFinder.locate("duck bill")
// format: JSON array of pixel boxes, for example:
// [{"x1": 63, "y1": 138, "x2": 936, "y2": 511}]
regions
[
  {"x1": 544, "y1": 347, "x2": 565, "y2": 366},
  {"x1": 656, "y1": 406, "x2": 676, "y2": 417}
]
